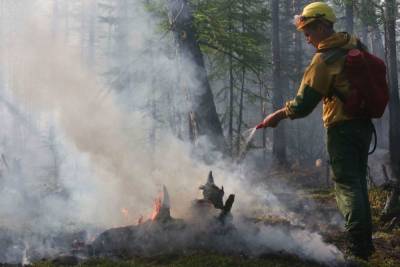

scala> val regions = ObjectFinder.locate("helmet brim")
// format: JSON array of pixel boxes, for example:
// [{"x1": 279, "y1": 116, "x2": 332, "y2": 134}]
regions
[{"x1": 294, "y1": 15, "x2": 317, "y2": 31}]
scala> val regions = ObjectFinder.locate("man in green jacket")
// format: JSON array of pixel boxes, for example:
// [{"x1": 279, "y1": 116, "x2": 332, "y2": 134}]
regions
[{"x1": 256, "y1": 1, "x2": 374, "y2": 260}]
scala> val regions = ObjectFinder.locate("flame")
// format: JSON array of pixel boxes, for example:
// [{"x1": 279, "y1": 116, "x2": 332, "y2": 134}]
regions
[
  {"x1": 150, "y1": 196, "x2": 162, "y2": 221},
  {"x1": 121, "y1": 207, "x2": 129, "y2": 220},
  {"x1": 149, "y1": 185, "x2": 171, "y2": 222}
]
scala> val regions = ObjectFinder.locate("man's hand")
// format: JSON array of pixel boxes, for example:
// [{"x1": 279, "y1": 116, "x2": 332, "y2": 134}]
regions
[{"x1": 256, "y1": 108, "x2": 288, "y2": 129}]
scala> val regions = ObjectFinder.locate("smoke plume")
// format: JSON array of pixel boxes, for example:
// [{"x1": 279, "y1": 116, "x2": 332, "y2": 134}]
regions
[{"x1": 0, "y1": 0, "x2": 343, "y2": 265}]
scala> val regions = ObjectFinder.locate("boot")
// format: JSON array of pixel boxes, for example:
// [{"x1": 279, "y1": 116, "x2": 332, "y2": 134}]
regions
[
  {"x1": 345, "y1": 232, "x2": 370, "y2": 261},
  {"x1": 365, "y1": 233, "x2": 375, "y2": 256}
]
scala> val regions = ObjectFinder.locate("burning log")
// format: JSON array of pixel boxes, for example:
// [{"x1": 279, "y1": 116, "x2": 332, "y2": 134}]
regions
[
  {"x1": 199, "y1": 171, "x2": 225, "y2": 209},
  {"x1": 195, "y1": 171, "x2": 235, "y2": 223},
  {"x1": 89, "y1": 172, "x2": 237, "y2": 257},
  {"x1": 89, "y1": 185, "x2": 185, "y2": 257}
]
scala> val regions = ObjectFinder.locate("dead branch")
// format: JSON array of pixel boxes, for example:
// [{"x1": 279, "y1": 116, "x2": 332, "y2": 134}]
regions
[
  {"x1": 367, "y1": 165, "x2": 377, "y2": 188},
  {"x1": 380, "y1": 164, "x2": 400, "y2": 224},
  {"x1": 383, "y1": 216, "x2": 400, "y2": 232},
  {"x1": 382, "y1": 164, "x2": 390, "y2": 183}
]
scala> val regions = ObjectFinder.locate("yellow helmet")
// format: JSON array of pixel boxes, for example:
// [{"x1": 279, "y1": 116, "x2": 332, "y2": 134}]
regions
[{"x1": 294, "y1": 2, "x2": 336, "y2": 31}]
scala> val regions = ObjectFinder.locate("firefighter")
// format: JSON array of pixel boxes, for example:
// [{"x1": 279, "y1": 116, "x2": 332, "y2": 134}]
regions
[{"x1": 256, "y1": 1, "x2": 375, "y2": 261}]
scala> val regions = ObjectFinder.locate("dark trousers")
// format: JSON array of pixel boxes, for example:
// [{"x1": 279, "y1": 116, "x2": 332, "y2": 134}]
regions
[{"x1": 327, "y1": 119, "x2": 373, "y2": 253}]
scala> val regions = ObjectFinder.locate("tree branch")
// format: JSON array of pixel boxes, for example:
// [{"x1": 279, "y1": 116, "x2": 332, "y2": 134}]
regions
[{"x1": 197, "y1": 40, "x2": 265, "y2": 83}]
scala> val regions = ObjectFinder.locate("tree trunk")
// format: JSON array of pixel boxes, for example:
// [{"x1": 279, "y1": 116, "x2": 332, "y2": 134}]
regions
[
  {"x1": 294, "y1": 0, "x2": 303, "y2": 81},
  {"x1": 64, "y1": 1, "x2": 70, "y2": 43},
  {"x1": 382, "y1": 0, "x2": 400, "y2": 218},
  {"x1": 228, "y1": 43, "x2": 234, "y2": 156},
  {"x1": 345, "y1": 1, "x2": 354, "y2": 34},
  {"x1": 88, "y1": 0, "x2": 97, "y2": 67},
  {"x1": 260, "y1": 81, "x2": 266, "y2": 160},
  {"x1": 51, "y1": 0, "x2": 60, "y2": 38},
  {"x1": 294, "y1": 0, "x2": 304, "y2": 160},
  {"x1": 167, "y1": 0, "x2": 225, "y2": 153},
  {"x1": 236, "y1": 1, "x2": 246, "y2": 156},
  {"x1": 271, "y1": 0, "x2": 287, "y2": 164},
  {"x1": 237, "y1": 67, "x2": 245, "y2": 155},
  {"x1": 149, "y1": 43, "x2": 157, "y2": 154},
  {"x1": 366, "y1": 2, "x2": 388, "y2": 149},
  {"x1": 385, "y1": 0, "x2": 400, "y2": 177},
  {"x1": 360, "y1": 0, "x2": 370, "y2": 47}
]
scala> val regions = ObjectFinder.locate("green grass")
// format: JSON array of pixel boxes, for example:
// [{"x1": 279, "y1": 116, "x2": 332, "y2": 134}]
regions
[{"x1": 33, "y1": 253, "x2": 325, "y2": 267}]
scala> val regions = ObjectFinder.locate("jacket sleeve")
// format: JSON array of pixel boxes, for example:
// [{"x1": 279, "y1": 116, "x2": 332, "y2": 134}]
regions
[{"x1": 285, "y1": 85, "x2": 323, "y2": 119}]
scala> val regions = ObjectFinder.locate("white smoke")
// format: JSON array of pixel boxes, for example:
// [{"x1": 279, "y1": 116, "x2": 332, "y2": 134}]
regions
[{"x1": 0, "y1": 0, "x2": 343, "y2": 265}]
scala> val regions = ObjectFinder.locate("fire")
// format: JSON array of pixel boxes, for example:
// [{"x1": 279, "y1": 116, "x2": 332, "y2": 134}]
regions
[
  {"x1": 149, "y1": 185, "x2": 171, "y2": 222},
  {"x1": 121, "y1": 207, "x2": 129, "y2": 220},
  {"x1": 150, "y1": 196, "x2": 162, "y2": 221}
]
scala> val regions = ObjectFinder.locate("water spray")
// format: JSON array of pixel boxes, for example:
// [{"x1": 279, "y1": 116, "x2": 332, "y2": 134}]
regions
[{"x1": 237, "y1": 126, "x2": 258, "y2": 162}]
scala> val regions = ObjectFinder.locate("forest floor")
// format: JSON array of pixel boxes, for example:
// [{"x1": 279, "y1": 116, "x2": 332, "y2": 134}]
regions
[{"x1": 30, "y1": 165, "x2": 400, "y2": 267}]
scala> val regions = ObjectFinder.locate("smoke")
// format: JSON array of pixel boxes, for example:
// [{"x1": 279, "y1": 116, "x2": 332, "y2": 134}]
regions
[{"x1": 0, "y1": 0, "x2": 343, "y2": 265}]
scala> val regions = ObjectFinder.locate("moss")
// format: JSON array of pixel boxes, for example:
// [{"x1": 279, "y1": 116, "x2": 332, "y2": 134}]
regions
[{"x1": 299, "y1": 188, "x2": 336, "y2": 205}]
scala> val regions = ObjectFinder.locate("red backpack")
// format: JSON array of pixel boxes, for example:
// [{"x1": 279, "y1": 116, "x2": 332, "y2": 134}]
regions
[
  {"x1": 320, "y1": 43, "x2": 389, "y2": 154},
  {"x1": 321, "y1": 43, "x2": 389, "y2": 118},
  {"x1": 343, "y1": 48, "x2": 389, "y2": 118}
]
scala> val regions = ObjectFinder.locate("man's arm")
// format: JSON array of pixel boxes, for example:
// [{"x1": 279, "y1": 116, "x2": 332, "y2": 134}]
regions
[
  {"x1": 285, "y1": 85, "x2": 323, "y2": 119},
  {"x1": 256, "y1": 53, "x2": 333, "y2": 129},
  {"x1": 256, "y1": 85, "x2": 323, "y2": 129}
]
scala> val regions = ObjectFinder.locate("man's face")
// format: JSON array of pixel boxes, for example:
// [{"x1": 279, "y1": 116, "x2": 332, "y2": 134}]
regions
[{"x1": 303, "y1": 24, "x2": 324, "y2": 48}]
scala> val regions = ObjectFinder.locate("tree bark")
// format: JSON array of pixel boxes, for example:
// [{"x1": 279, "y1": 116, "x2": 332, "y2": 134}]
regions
[
  {"x1": 293, "y1": 0, "x2": 307, "y2": 164},
  {"x1": 237, "y1": 1, "x2": 246, "y2": 156},
  {"x1": 88, "y1": 0, "x2": 97, "y2": 67},
  {"x1": 167, "y1": 0, "x2": 225, "y2": 153},
  {"x1": 366, "y1": 2, "x2": 388, "y2": 149},
  {"x1": 385, "y1": 0, "x2": 400, "y2": 178},
  {"x1": 381, "y1": 0, "x2": 400, "y2": 220},
  {"x1": 271, "y1": 0, "x2": 287, "y2": 164},
  {"x1": 237, "y1": 67, "x2": 245, "y2": 155},
  {"x1": 294, "y1": 0, "x2": 303, "y2": 80},
  {"x1": 345, "y1": 0, "x2": 354, "y2": 34},
  {"x1": 228, "y1": 41, "x2": 234, "y2": 156},
  {"x1": 360, "y1": 0, "x2": 370, "y2": 47}
]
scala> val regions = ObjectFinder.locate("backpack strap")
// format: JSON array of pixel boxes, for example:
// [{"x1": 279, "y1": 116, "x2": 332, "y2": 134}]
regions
[
  {"x1": 317, "y1": 38, "x2": 366, "y2": 64},
  {"x1": 356, "y1": 39, "x2": 368, "y2": 52},
  {"x1": 316, "y1": 48, "x2": 348, "y2": 100},
  {"x1": 368, "y1": 123, "x2": 377, "y2": 155}
]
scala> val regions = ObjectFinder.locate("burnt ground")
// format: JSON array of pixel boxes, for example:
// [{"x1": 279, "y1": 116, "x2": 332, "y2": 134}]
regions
[{"x1": 7, "y1": 166, "x2": 400, "y2": 267}]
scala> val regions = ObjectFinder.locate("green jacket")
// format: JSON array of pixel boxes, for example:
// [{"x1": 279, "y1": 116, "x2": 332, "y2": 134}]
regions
[{"x1": 285, "y1": 32, "x2": 359, "y2": 128}]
